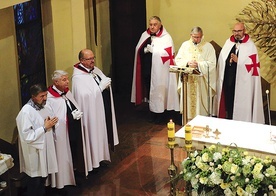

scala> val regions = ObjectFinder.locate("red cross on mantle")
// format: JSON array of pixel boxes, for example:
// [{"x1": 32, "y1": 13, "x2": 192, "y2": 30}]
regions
[
  {"x1": 245, "y1": 54, "x2": 260, "y2": 76},
  {"x1": 161, "y1": 47, "x2": 174, "y2": 65}
]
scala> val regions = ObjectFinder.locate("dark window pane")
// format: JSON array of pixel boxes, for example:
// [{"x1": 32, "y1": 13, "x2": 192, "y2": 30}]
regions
[
  {"x1": 14, "y1": 1, "x2": 39, "y2": 25},
  {"x1": 14, "y1": 0, "x2": 46, "y2": 105}
]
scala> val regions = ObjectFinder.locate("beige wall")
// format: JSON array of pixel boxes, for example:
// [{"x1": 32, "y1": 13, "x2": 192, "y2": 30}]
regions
[
  {"x1": 84, "y1": 0, "x2": 111, "y2": 75},
  {"x1": 0, "y1": 7, "x2": 21, "y2": 142},
  {"x1": 41, "y1": 0, "x2": 87, "y2": 84},
  {"x1": 146, "y1": 0, "x2": 276, "y2": 110},
  {"x1": 0, "y1": 0, "x2": 30, "y2": 9},
  {"x1": 41, "y1": 0, "x2": 111, "y2": 81},
  {"x1": 146, "y1": 0, "x2": 252, "y2": 50}
]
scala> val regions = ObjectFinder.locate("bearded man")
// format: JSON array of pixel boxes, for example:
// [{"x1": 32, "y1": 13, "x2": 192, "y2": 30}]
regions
[{"x1": 216, "y1": 22, "x2": 264, "y2": 123}]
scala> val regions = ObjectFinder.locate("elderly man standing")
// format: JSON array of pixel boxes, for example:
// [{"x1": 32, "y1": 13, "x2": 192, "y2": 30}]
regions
[
  {"x1": 16, "y1": 83, "x2": 58, "y2": 196},
  {"x1": 216, "y1": 22, "x2": 264, "y2": 123},
  {"x1": 72, "y1": 49, "x2": 119, "y2": 172},
  {"x1": 175, "y1": 26, "x2": 216, "y2": 121},
  {"x1": 131, "y1": 16, "x2": 180, "y2": 123},
  {"x1": 47, "y1": 70, "x2": 88, "y2": 190}
]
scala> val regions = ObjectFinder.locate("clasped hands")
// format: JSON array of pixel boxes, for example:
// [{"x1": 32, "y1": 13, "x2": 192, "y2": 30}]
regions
[
  {"x1": 99, "y1": 77, "x2": 111, "y2": 92},
  {"x1": 187, "y1": 60, "x2": 198, "y2": 69}
]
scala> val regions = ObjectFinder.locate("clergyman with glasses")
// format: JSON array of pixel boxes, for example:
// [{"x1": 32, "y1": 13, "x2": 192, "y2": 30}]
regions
[
  {"x1": 72, "y1": 49, "x2": 119, "y2": 172},
  {"x1": 216, "y1": 22, "x2": 264, "y2": 123},
  {"x1": 175, "y1": 26, "x2": 216, "y2": 121}
]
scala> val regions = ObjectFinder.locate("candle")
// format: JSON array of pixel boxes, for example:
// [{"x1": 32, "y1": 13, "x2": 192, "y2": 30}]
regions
[
  {"x1": 185, "y1": 124, "x2": 192, "y2": 149},
  {"x1": 167, "y1": 119, "x2": 175, "y2": 146}
]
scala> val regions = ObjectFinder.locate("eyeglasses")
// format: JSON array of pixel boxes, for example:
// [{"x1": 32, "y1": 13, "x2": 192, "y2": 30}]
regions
[
  {"x1": 232, "y1": 29, "x2": 244, "y2": 33},
  {"x1": 83, "y1": 57, "x2": 96, "y2": 61}
]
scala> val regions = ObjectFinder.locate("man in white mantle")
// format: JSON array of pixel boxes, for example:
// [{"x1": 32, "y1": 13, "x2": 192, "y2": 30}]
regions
[
  {"x1": 216, "y1": 22, "x2": 264, "y2": 123},
  {"x1": 47, "y1": 70, "x2": 88, "y2": 190},
  {"x1": 72, "y1": 49, "x2": 119, "y2": 171},
  {"x1": 131, "y1": 16, "x2": 180, "y2": 123}
]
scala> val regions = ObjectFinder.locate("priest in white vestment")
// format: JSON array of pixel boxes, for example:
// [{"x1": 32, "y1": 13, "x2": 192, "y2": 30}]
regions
[
  {"x1": 175, "y1": 27, "x2": 216, "y2": 121},
  {"x1": 131, "y1": 16, "x2": 180, "y2": 123},
  {"x1": 72, "y1": 49, "x2": 119, "y2": 171},
  {"x1": 16, "y1": 84, "x2": 58, "y2": 195},
  {"x1": 216, "y1": 22, "x2": 264, "y2": 124},
  {"x1": 46, "y1": 70, "x2": 88, "y2": 189}
]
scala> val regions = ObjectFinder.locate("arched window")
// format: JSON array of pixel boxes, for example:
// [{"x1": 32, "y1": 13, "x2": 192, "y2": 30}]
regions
[{"x1": 14, "y1": 0, "x2": 46, "y2": 105}]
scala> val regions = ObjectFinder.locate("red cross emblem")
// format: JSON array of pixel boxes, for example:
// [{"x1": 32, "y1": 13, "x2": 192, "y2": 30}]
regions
[
  {"x1": 161, "y1": 47, "x2": 174, "y2": 65},
  {"x1": 245, "y1": 54, "x2": 260, "y2": 76}
]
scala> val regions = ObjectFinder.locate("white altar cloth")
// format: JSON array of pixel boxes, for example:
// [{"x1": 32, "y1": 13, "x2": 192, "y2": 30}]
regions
[{"x1": 175, "y1": 115, "x2": 276, "y2": 159}]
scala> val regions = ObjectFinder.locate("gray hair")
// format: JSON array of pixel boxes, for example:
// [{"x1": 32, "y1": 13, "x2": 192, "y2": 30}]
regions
[
  {"x1": 190, "y1": 26, "x2": 203, "y2": 35},
  {"x1": 149, "y1": 16, "x2": 162, "y2": 23},
  {"x1": 52, "y1": 70, "x2": 68, "y2": 81}
]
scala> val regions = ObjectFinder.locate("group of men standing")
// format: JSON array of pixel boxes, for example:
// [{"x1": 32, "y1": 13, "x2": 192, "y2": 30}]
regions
[
  {"x1": 16, "y1": 49, "x2": 118, "y2": 195},
  {"x1": 131, "y1": 16, "x2": 264, "y2": 125},
  {"x1": 15, "y1": 15, "x2": 265, "y2": 195}
]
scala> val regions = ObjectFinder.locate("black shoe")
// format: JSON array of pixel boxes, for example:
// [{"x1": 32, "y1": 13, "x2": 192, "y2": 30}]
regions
[
  {"x1": 154, "y1": 113, "x2": 164, "y2": 124},
  {"x1": 56, "y1": 188, "x2": 68, "y2": 196},
  {"x1": 90, "y1": 167, "x2": 100, "y2": 174},
  {"x1": 100, "y1": 160, "x2": 111, "y2": 167},
  {"x1": 148, "y1": 112, "x2": 156, "y2": 123}
]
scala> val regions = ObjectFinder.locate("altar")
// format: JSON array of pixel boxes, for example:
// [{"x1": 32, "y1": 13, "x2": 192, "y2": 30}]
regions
[
  {"x1": 0, "y1": 153, "x2": 14, "y2": 196},
  {"x1": 175, "y1": 115, "x2": 276, "y2": 159},
  {"x1": 0, "y1": 153, "x2": 14, "y2": 176}
]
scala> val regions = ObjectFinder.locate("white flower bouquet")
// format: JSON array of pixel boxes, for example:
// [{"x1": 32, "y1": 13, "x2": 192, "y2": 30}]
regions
[{"x1": 180, "y1": 144, "x2": 276, "y2": 195}]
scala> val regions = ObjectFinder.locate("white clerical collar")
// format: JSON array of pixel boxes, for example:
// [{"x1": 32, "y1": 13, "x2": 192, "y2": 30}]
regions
[
  {"x1": 79, "y1": 63, "x2": 92, "y2": 73},
  {"x1": 53, "y1": 85, "x2": 63, "y2": 95}
]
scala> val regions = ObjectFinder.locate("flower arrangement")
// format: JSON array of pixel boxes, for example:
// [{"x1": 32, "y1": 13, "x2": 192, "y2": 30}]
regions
[{"x1": 180, "y1": 144, "x2": 276, "y2": 196}]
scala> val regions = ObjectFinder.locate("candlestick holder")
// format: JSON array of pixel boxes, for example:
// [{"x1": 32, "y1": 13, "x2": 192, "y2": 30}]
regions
[{"x1": 166, "y1": 144, "x2": 178, "y2": 196}]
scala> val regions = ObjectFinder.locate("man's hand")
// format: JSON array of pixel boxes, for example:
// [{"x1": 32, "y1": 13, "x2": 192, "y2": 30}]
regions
[
  {"x1": 72, "y1": 109, "x2": 83, "y2": 120},
  {"x1": 187, "y1": 60, "x2": 198, "y2": 68},
  {"x1": 99, "y1": 77, "x2": 111, "y2": 92},
  {"x1": 44, "y1": 117, "x2": 58, "y2": 131},
  {"x1": 230, "y1": 53, "x2": 238, "y2": 63},
  {"x1": 144, "y1": 44, "x2": 153, "y2": 53}
]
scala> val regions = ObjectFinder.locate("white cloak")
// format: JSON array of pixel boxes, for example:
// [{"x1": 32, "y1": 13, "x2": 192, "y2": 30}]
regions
[
  {"x1": 46, "y1": 89, "x2": 86, "y2": 188},
  {"x1": 16, "y1": 104, "x2": 58, "y2": 178},
  {"x1": 216, "y1": 35, "x2": 264, "y2": 123},
  {"x1": 72, "y1": 65, "x2": 119, "y2": 170},
  {"x1": 175, "y1": 39, "x2": 216, "y2": 119},
  {"x1": 131, "y1": 26, "x2": 180, "y2": 113}
]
